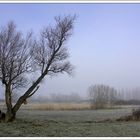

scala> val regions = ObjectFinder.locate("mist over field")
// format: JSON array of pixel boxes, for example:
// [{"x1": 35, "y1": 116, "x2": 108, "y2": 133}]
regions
[{"x1": 1, "y1": 4, "x2": 140, "y2": 100}]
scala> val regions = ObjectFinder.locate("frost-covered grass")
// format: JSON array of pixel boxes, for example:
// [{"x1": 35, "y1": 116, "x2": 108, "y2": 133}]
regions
[{"x1": 0, "y1": 107, "x2": 140, "y2": 137}]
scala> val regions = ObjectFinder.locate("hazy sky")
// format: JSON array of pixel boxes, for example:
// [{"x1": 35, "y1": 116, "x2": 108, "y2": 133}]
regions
[{"x1": 0, "y1": 3, "x2": 140, "y2": 98}]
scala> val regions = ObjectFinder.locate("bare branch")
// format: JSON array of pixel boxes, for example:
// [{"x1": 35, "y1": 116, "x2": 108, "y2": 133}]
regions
[
  {"x1": 27, "y1": 86, "x2": 40, "y2": 98},
  {"x1": 0, "y1": 21, "x2": 34, "y2": 89},
  {"x1": 48, "y1": 61, "x2": 74, "y2": 76},
  {"x1": 32, "y1": 15, "x2": 75, "y2": 76}
]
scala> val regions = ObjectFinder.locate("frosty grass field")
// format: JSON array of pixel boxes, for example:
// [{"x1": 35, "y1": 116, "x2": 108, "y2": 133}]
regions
[{"x1": 0, "y1": 104, "x2": 140, "y2": 137}]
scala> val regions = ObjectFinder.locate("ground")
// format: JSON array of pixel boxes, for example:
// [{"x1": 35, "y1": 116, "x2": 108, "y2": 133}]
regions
[{"x1": 0, "y1": 106, "x2": 140, "y2": 137}]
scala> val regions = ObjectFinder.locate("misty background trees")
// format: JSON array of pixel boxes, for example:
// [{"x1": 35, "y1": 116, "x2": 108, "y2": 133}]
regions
[
  {"x1": 88, "y1": 84, "x2": 117, "y2": 109},
  {"x1": 0, "y1": 15, "x2": 75, "y2": 122},
  {"x1": 27, "y1": 85, "x2": 140, "y2": 107},
  {"x1": 88, "y1": 84, "x2": 140, "y2": 109}
]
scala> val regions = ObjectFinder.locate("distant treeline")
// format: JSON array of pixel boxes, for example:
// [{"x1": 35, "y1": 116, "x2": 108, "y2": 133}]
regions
[
  {"x1": 88, "y1": 84, "x2": 140, "y2": 109},
  {"x1": 2, "y1": 84, "x2": 140, "y2": 105},
  {"x1": 29, "y1": 92, "x2": 82, "y2": 103},
  {"x1": 115, "y1": 99, "x2": 140, "y2": 105}
]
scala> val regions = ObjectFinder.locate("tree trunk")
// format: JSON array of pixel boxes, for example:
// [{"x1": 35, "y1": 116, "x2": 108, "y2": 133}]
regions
[
  {"x1": 13, "y1": 72, "x2": 47, "y2": 114},
  {"x1": 5, "y1": 84, "x2": 12, "y2": 112},
  {"x1": 5, "y1": 110, "x2": 16, "y2": 122},
  {"x1": 2, "y1": 68, "x2": 49, "y2": 122},
  {"x1": 4, "y1": 84, "x2": 14, "y2": 122},
  {"x1": 1, "y1": 72, "x2": 47, "y2": 123}
]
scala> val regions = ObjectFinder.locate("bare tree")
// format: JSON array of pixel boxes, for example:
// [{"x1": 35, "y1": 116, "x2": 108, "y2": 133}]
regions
[
  {"x1": 0, "y1": 15, "x2": 75, "y2": 122},
  {"x1": 88, "y1": 84, "x2": 117, "y2": 109},
  {"x1": 0, "y1": 21, "x2": 33, "y2": 121}
]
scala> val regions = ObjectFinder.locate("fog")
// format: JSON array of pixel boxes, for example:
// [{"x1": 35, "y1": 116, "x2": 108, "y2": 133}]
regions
[{"x1": 1, "y1": 4, "x2": 140, "y2": 100}]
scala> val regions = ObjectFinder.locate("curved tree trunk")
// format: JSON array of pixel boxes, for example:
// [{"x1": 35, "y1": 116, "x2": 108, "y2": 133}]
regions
[
  {"x1": 13, "y1": 72, "x2": 47, "y2": 114},
  {"x1": 4, "y1": 84, "x2": 15, "y2": 122},
  {"x1": 1, "y1": 73, "x2": 46, "y2": 123},
  {"x1": 5, "y1": 110, "x2": 16, "y2": 122}
]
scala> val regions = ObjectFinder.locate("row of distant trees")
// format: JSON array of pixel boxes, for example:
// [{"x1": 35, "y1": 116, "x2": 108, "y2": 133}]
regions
[
  {"x1": 30, "y1": 92, "x2": 82, "y2": 103},
  {"x1": 9, "y1": 82, "x2": 140, "y2": 109},
  {"x1": 88, "y1": 84, "x2": 140, "y2": 109},
  {"x1": 27, "y1": 84, "x2": 140, "y2": 109}
]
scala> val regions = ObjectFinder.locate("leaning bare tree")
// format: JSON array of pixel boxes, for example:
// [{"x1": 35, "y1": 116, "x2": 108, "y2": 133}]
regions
[{"x1": 0, "y1": 15, "x2": 75, "y2": 122}]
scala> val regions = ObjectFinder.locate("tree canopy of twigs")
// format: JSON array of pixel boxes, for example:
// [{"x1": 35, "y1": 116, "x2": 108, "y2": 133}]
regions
[{"x1": 0, "y1": 15, "x2": 75, "y2": 122}]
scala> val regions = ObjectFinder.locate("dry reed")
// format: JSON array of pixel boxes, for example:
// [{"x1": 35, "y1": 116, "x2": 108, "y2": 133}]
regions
[{"x1": 21, "y1": 102, "x2": 91, "y2": 110}]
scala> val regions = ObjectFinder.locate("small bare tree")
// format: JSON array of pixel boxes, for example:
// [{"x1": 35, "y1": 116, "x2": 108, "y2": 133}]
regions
[
  {"x1": 0, "y1": 15, "x2": 75, "y2": 122},
  {"x1": 88, "y1": 84, "x2": 117, "y2": 109}
]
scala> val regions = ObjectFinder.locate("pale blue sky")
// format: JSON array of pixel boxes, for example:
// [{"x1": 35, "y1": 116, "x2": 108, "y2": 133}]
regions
[{"x1": 0, "y1": 4, "x2": 140, "y2": 98}]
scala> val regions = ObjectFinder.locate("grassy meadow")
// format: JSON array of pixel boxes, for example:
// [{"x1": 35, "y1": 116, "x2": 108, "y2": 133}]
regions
[{"x1": 0, "y1": 102, "x2": 140, "y2": 137}]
